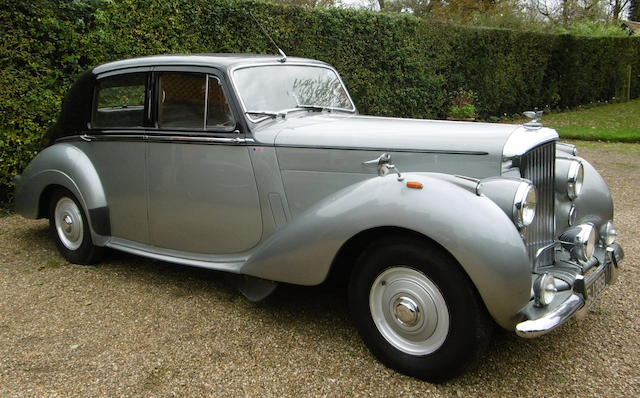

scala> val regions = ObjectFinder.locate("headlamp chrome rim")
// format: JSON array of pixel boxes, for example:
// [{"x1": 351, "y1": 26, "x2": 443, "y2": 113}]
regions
[
  {"x1": 513, "y1": 182, "x2": 536, "y2": 229},
  {"x1": 568, "y1": 204, "x2": 577, "y2": 226},
  {"x1": 567, "y1": 161, "x2": 584, "y2": 200}
]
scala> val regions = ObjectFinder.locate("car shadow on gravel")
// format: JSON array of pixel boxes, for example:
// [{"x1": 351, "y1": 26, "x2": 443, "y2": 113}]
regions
[
  {"x1": 100, "y1": 245, "x2": 351, "y2": 320},
  {"x1": 76, "y1": 246, "x2": 556, "y2": 379},
  {"x1": 15, "y1": 222, "x2": 51, "y2": 245},
  {"x1": 11, "y1": 220, "x2": 590, "y2": 384}
]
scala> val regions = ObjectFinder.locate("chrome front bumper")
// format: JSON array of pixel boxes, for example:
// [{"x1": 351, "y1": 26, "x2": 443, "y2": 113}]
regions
[{"x1": 515, "y1": 243, "x2": 623, "y2": 338}]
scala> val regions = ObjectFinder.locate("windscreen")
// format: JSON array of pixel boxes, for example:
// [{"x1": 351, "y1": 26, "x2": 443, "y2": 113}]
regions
[{"x1": 234, "y1": 65, "x2": 354, "y2": 115}]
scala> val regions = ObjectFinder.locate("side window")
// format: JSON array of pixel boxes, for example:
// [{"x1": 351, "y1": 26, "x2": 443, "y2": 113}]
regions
[
  {"x1": 158, "y1": 72, "x2": 235, "y2": 130},
  {"x1": 93, "y1": 73, "x2": 146, "y2": 128},
  {"x1": 206, "y1": 76, "x2": 235, "y2": 129}
]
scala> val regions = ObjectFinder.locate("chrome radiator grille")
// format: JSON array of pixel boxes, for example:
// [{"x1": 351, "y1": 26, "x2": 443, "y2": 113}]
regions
[{"x1": 520, "y1": 142, "x2": 556, "y2": 266}]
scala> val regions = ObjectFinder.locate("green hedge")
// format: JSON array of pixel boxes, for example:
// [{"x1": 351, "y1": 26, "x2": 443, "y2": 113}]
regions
[{"x1": 1, "y1": 0, "x2": 639, "y2": 202}]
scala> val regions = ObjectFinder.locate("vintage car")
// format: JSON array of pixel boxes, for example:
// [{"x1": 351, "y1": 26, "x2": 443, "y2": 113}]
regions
[{"x1": 14, "y1": 54, "x2": 624, "y2": 381}]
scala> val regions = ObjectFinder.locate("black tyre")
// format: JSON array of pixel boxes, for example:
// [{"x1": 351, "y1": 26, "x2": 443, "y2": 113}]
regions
[
  {"x1": 348, "y1": 237, "x2": 491, "y2": 382},
  {"x1": 48, "y1": 188, "x2": 104, "y2": 265}
]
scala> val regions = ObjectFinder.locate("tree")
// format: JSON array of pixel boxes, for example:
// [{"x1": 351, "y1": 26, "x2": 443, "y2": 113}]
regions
[
  {"x1": 374, "y1": 0, "x2": 497, "y2": 19},
  {"x1": 629, "y1": 0, "x2": 640, "y2": 20},
  {"x1": 275, "y1": 0, "x2": 337, "y2": 7},
  {"x1": 609, "y1": 0, "x2": 631, "y2": 20},
  {"x1": 532, "y1": 0, "x2": 607, "y2": 27}
]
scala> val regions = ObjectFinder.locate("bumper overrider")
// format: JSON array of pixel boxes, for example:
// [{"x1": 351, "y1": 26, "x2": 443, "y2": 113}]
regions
[{"x1": 515, "y1": 243, "x2": 624, "y2": 338}]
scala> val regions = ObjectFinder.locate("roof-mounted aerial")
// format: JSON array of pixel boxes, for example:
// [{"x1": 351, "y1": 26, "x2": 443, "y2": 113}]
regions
[{"x1": 248, "y1": 10, "x2": 287, "y2": 63}]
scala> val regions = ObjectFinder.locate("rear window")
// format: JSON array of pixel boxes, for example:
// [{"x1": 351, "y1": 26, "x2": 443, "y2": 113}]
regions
[{"x1": 93, "y1": 73, "x2": 146, "y2": 128}]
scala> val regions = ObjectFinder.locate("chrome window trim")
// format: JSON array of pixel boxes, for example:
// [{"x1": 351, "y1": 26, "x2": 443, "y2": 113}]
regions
[
  {"x1": 92, "y1": 70, "x2": 150, "y2": 130},
  {"x1": 156, "y1": 72, "x2": 237, "y2": 132},
  {"x1": 228, "y1": 62, "x2": 357, "y2": 123},
  {"x1": 203, "y1": 74, "x2": 210, "y2": 128}
]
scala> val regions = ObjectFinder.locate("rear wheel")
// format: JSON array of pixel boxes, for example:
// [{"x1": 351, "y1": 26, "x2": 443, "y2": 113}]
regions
[
  {"x1": 49, "y1": 189, "x2": 104, "y2": 265},
  {"x1": 348, "y1": 237, "x2": 491, "y2": 382}
]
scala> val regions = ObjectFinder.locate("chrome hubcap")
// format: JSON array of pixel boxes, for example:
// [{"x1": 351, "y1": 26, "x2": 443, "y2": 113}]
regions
[
  {"x1": 54, "y1": 197, "x2": 84, "y2": 251},
  {"x1": 393, "y1": 296, "x2": 420, "y2": 327},
  {"x1": 62, "y1": 215, "x2": 73, "y2": 233},
  {"x1": 369, "y1": 267, "x2": 449, "y2": 355}
]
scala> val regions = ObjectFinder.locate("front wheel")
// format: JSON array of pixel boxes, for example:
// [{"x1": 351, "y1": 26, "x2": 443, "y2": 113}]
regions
[
  {"x1": 49, "y1": 189, "x2": 104, "y2": 265},
  {"x1": 348, "y1": 237, "x2": 491, "y2": 382}
]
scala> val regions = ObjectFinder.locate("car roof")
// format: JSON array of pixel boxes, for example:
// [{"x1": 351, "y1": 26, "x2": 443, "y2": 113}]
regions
[{"x1": 92, "y1": 53, "x2": 329, "y2": 74}]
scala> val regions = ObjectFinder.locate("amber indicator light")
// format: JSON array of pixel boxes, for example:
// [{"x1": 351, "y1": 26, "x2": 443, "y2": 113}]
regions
[{"x1": 406, "y1": 181, "x2": 423, "y2": 189}]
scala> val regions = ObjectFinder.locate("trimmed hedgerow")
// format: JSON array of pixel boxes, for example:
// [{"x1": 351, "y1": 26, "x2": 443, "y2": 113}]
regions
[{"x1": 1, "y1": 0, "x2": 639, "y2": 201}]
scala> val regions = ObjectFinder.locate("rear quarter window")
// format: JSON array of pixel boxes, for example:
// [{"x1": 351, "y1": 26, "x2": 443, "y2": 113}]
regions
[{"x1": 93, "y1": 73, "x2": 146, "y2": 128}]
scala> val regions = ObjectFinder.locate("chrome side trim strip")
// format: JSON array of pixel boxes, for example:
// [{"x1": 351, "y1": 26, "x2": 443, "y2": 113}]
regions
[
  {"x1": 57, "y1": 134, "x2": 255, "y2": 145},
  {"x1": 57, "y1": 134, "x2": 146, "y2": 143},
  {"x1": 274, "y1": 144, "x2": 489, "y2": 155},
  {"x1": 57, "y1": 134, "x2": 484, "y2": 154},
  {"x1": 515, "y1": 294, "x2": 584, "y2": 338},
  {"x1": 147, "y1": 135, "x2": 254, "y2": 145}
]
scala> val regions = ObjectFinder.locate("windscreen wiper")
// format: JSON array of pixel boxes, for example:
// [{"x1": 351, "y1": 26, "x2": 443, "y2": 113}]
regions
[
  {"x1": 245, "y1": 110, "x2": 281, "y2": 118},
  {"x1": 294, "y1": 105, "x2": 353, "y2": 113}
]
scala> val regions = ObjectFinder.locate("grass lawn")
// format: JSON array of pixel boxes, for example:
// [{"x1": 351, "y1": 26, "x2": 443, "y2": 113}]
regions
[{"x1": 512, "y1": 99, "x2": 640, "y2": 142}]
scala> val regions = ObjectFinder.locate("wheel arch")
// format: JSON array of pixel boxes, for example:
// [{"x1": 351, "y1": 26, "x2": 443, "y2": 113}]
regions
[
  {"x1": 241, "y1": 173, "x2": 533, "y2": 330},
  {"x1": 37, "y1": 184, "x2": 63, "y2": 219},
  {"x1": 327, "y1": 226, "x2": 456, "y2": 285},
  {"x1": 14, "y1": 144, "x2": 110, "y2": 244},
  {"x1": 328, "y1": 226, "x2": 494, "y2": 321}
]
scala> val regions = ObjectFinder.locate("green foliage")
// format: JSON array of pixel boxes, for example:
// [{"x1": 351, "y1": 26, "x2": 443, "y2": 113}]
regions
[
  {"x1": 629, "y1": 0, "x2": 640, "y2": 21},
  {"x1": 1, "y1": 0, "x2": 640, "y2": 201},
  {"x1": 448, "y1": 104, "x2": 477, "y2": 120},
  {"x1": 557, "y1": 21, "x2": 631, "y2": 37},
  {"x1": 544, "y1": 99, "x2": 640, "y2": 142},
  {"x1": 513, "y1": 99, "x2": 640, "y2": 142},
  {"x1": 448, "y1": 89, "x2": 478, "y2": 119}
]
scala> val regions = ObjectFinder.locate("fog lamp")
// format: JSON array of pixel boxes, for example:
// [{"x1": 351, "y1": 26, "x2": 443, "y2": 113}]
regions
[
  {"x1": 534, "y1": 273, "x2": 557, "y2": 307},
  {"x1": 600, "y1": 221, "x2": 617, "y2": 246},
  {"x1": 560, "y1": 223, "x2": 597, "y2": 262}
]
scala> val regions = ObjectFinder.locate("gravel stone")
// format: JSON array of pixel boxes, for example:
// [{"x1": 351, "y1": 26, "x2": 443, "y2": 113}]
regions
[{"x1": 0, "y1": 142, "x2": 638, "y2": 397}]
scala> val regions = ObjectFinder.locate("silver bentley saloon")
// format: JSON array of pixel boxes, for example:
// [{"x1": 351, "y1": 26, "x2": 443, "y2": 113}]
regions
[{"x1": 14, "y1": 54, "x2": 624, "y2": 381}]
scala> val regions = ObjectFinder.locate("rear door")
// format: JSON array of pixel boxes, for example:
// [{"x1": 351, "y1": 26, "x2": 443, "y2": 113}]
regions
[{"x1": 84, "y1": 68, "x2": 150, "y2": 243}]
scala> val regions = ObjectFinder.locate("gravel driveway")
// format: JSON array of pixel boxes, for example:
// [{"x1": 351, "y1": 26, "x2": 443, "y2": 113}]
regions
[{"x1": 1, "y1": 142, "x2": 638, "y2": 397}]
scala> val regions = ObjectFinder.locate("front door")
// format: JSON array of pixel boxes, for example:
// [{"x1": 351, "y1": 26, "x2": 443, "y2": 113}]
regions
[{"x1": 146, "y1": 70, "x2": 262, "y2": 254}]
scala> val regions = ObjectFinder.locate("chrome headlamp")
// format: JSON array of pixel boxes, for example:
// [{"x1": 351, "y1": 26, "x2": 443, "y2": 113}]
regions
[
  {"x1": 560, "y1": 223, "x2": 596, "y2": 262},
  {"x1": 567, "y1": 161, "x2": 584, "y2": 200},
  {"x1": 513, "y1": 182, "x2": 536, "y2": 229}
]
